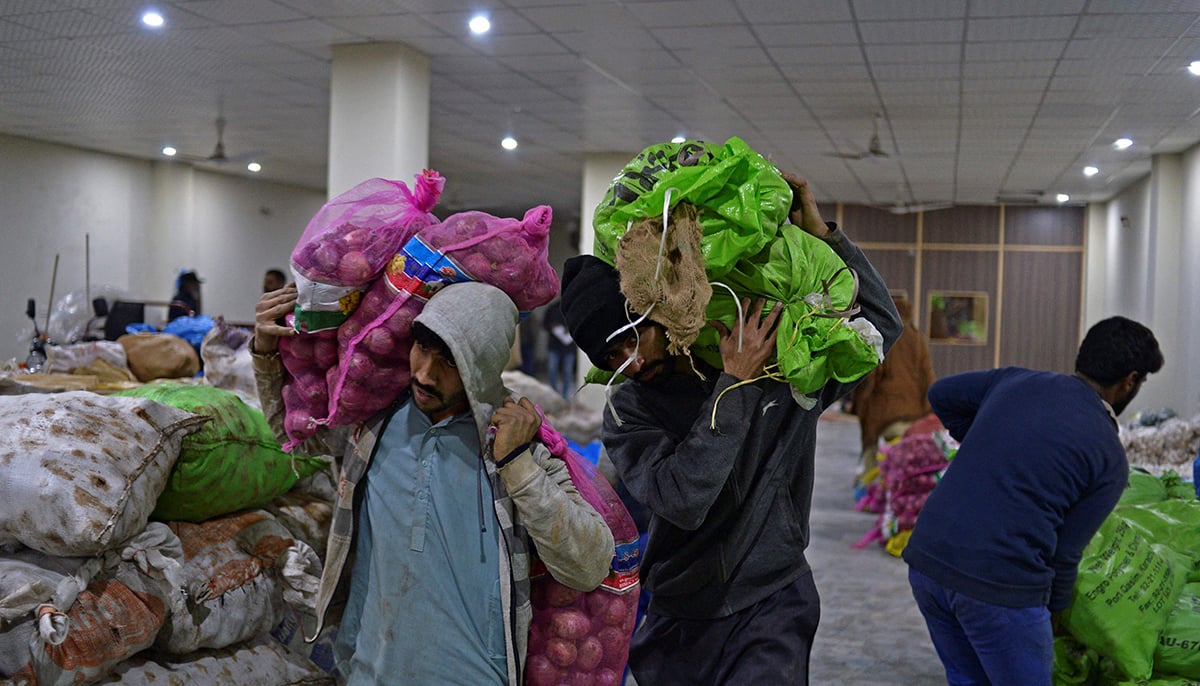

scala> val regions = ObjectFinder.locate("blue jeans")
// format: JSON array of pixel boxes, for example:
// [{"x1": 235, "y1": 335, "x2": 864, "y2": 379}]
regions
[{"x1": 908, "y1": 567, "x2": 1053, "y2": 686}]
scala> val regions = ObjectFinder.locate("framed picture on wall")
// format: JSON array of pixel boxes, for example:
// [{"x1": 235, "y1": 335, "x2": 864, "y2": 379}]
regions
[{"x1": 927, "y1": 291, "x2": 988, "y2": 344}]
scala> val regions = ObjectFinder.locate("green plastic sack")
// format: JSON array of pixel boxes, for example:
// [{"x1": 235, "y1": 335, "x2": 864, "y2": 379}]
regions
[
  {"x1": 1119, "y1": 469, "x2": 1170, "y2": 507},
  {"x1": 1154, "y1": 582, "x2": 1200, "y2": 679},
  {"x1": 593, "y1": 137, "x2": 791, "y2": 278},
  {"x1": 116, "y1": 382, "x2": 328, "y2": 522},
  {"x1": 691, "y1": 224, "x2": 882, "y2": 395},
  {"x1": 1064, "y1": 513, "x2": 1186, "y2": 681},
  {"x1": 1118, "y1": 499, "x2": 1200, "y2": 582},
  {"x1": 1054, "y1": 635, "x2": 1101, "y2": 686},
  {"x1": 1161, "y1": 470, "x2": 1196, "y2": 501}
]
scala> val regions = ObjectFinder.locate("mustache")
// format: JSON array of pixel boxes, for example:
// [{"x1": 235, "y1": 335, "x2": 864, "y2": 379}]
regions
[{"x1": 413, "y1": 381, "x2": 441, "y2": 401}]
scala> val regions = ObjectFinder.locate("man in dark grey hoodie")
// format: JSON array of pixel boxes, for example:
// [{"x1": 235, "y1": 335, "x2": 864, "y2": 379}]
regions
[{"x1": 559, "y1": 174, "x2": 903, "y2": 685}]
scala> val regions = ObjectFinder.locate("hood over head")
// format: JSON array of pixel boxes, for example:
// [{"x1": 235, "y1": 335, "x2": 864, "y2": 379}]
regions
[{"x1": 414, "y1": 281, "x2": 517, "y2": 438}]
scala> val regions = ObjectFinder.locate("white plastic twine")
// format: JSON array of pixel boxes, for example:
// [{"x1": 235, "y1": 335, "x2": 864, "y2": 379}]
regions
[{"x1": 707, "y1": 282, "x2": 745, "y2": 353}]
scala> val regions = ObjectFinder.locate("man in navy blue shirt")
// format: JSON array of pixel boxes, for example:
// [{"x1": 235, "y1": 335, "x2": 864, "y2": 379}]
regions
[{"x1": 903, "y1": 316, "x2": 1163, "y2": 685}]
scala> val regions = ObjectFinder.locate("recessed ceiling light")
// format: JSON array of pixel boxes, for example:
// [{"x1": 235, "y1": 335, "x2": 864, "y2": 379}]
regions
[
  {"x1": 161, "y1": 145, "x2": 177, "y2": 156},
  {"x1": 1056, "y1": 193, "x2": 1070, "y2": 203},
  {"x1": 1114, "y1": 137, "x2": 1133, "y2": 150},
  {"x1": 501, "y1": 136, "x2": 518, "y2": 150},
  {"x1": 141, "y1": 11, "x2": 164, "y2": 28},
  {"x1": 247, "y1": 162, "x2": 262, "y2": 173},
  {"x1": 1189, "y1": 61, "x2": 1200, "y2": 76},
  {"x1": 469, "y1": 15, "x2": 491, "y2": 34},
  {"x1": 1083, "y1": 166, "x2": 1099, "y2": 177},
  {"x1": 671, "y1": 136, "x2": 686, "y2": 144}
]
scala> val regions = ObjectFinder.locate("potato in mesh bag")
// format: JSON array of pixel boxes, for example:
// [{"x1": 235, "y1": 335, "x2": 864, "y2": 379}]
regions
[{"x1": 0, "y1": 391, "x2": 206, "y2": 557}]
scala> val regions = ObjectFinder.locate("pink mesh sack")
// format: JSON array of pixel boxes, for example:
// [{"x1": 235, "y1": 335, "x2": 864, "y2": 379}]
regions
[
  {"x1": 322, "y1": 206, "x2": 561, "y2": 428},
  {"x1": 525, "y1": 421, "x2": 640, "y2": 686},
  {"x1": 289, "y1": 171, "x2": 443, "y2": 333},
  {"x1": 277, "y1": 322, "x2": 337, "y2": 452}
]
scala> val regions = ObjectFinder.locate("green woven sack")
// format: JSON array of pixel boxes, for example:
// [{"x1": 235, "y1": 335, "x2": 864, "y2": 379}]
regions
[
  {"x1": 592, "y1": 137, "x2": 791, "y2": 278},
  {"x1": 692, "y1": 224, "x2": 882, "y2": 395},
  {"x1": 116, "y1": 382, "x2": 328, "y2": 522},
  {"x1": 1064, "y1": 513, "x2": 1186, "y2": 682}
]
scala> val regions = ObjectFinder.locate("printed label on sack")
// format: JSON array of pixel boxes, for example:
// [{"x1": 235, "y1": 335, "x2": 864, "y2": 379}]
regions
[{"x1": 384, "y1": 236, "x2": 476, "y2": 300}]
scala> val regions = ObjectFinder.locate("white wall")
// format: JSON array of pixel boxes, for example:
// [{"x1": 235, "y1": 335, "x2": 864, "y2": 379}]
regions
[
  {"x1": 1085, "y1": 147, "x2": 1200, "y2": 419},
  {"x1": 0, "y1": 134, "x2": 324, "y2": 363}
]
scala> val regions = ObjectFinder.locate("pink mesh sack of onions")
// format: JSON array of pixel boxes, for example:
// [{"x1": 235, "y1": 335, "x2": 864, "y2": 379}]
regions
[
  {"x1": 289, "y1": 171, "x2": 444, "y2": 333},
  {"x1": 277, "y1": 323, "x2": 338, "y2": 451},
  {"x1": 524, "y1": 421, "x2": 641, "y2": 686},
  {"x1": 322, "y1": 205, "x2": 560, "y2": 428}
]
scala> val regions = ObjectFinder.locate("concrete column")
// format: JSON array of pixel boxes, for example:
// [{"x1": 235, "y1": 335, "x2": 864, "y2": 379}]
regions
[
  {"x1": 327, "y1": 43, "x2": 429, "y2": 199},
  {"x1": 1145, "y1": 153, "x2": 1184, "y2": 415},
  {"x1": 573, "y1": 153, "x2": 635, "y2": 410}
]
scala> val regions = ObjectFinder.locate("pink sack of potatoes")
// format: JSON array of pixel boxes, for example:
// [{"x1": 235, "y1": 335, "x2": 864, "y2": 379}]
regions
[
  {"x1": 322, "y1": 205, "x2": 560, "y2": 428},
  {"x1": 525, "y1": 421, "x2": 640, "y2": 686},
  {"x1": 289, "y1": 171, "x2": 444, "y2": 333},
  {"x1": 278, "y1": 326, "x2": 338, "y2": 451}
]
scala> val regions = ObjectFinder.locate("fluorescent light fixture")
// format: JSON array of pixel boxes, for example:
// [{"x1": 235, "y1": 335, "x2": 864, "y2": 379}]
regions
[
  {"x1": 671, "y1": 136, "x2": 686, "y2": 144},
  {"x1": 469, "y1": 15, "x2": 491, "y2": 34},
  {"x1": 1113, "y1": 137, "x2": 1133, "y2": 150},
  {"x1": 501, "y1": 136, "x2": 518, "y2": 150},
  {"x1": 1083, "y1": 166, "x2": 1099, "y2": 177},
  {"x1": 1190, "y1": 61, "x2": 1200, "y2": 76},
  {"x1": 161, "y1": 146, "x2": 177, "y2": 156},
  {"x1": 141, "y1": 11, "x2": 164, "y2": 28},
  {"x1": 247, "y1": 162, "x2": 262, "y2": 173},
  {"x1": 1055, "y1": 193, "x2": 1070, "y2": 203}
]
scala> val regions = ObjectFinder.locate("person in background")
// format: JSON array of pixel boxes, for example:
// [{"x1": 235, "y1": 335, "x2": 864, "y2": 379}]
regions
[
  {"x1": 251, "y1": 281, "x2": 613, "y2": 685},
  {"x1": 558, "y1": 173, "x2": 903, "y2": 685},
  {"x1": 167, "y1": 270, "x2": 202, "y2": 321},
  {"x1": 541, "y1": 299, "x2": 576, "y2": 397},
  {"x1": 844, "y1": 294, "x2": 936, "y2": 475},
  {"x1": 903, "y1": 316, "x2": 1164, "y2": 685},
  {"x1": 263, "y1": 267, "x2": 287, "y2": 293}
]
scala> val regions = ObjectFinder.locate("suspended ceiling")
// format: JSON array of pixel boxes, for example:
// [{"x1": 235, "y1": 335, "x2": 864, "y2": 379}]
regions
[{"x1": 3, "y1": 0, "x2": 1200, "y2": 221}]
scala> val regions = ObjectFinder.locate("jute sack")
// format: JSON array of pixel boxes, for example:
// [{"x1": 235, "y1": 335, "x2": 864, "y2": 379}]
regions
[
  {"x1": 616, "y1": 201, "x2": 712, "y2": 359},
  {"x1": 0, "y1": 392, "x2": 206, "y2": 557},
  {"x1": 117, "y1": 332, "x2": 200, "y2": 381}
]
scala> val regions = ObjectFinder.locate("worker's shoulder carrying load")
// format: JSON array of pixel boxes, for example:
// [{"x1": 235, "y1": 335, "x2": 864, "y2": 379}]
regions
[{"x1": 589, "y1": 136, "x2": 885, "y2": 406}]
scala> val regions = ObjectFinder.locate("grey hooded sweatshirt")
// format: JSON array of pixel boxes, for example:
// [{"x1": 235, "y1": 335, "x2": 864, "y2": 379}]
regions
[{"x1": 253, "y1": 281, "x2": 613, "y2": 685}]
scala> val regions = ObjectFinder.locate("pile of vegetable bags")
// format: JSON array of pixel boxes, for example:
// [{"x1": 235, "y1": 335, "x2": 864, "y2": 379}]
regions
[
  {"x1": 588, "y1": 137, "x2": 883, "y2": 403},
  {"x1": 1052, "y1": 470, "x2": 1200, "y2": 685},
  {"x1": 280, "y1": 172, "x2": 560, "y2": 449}
]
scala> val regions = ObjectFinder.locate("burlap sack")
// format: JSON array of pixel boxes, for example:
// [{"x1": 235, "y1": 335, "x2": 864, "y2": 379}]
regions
[
  {"x1": 117, "y1": 332, "x2": 200, "y2": 381},
  {"x1": 616, "y1": 202, "x2": 712, "y2": 357},
  {"x1": 0, "y1": 392, "x2": 206, "y2": 557},
  {"x1": 93, "y1": 634, "x2": 337, "y2": 685}
]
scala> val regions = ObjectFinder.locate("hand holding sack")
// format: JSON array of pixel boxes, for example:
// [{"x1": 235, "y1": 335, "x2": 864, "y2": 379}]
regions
[{"x1": 323, "y1": 205, "x2": 560, "y2": 427}]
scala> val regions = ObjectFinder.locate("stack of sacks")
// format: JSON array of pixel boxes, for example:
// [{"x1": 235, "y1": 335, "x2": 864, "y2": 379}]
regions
[
  {"x1": 1052, "y1": 470, "x2": 1200, "y2": 683},
  {"x1": 1122, "y1": 413, "x2": 1200, "y2": 481},
  {"x1": 854, "y1": 415, "x2": 956, "y2": 557},
  {"x1": 0, "y1": 388, "x2": 338, "y2": 685}
]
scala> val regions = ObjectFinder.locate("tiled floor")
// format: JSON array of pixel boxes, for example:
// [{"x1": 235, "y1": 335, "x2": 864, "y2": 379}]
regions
[{"x1": 807, "y1": 410, "x2": 945, "y2": 685}]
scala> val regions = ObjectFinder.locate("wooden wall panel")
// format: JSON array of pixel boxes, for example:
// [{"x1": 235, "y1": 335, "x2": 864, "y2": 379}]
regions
[
  {"x1": 1005, "y1": 206, "x2": 1085, "y2": 246},
  {"x1": 924, "y1": 205, "x2": 1000, "y2": 244},
  {"x1": 841, "y1": 204, "x2": 917, "y2": 243},
  {"x1": 859, "y1": 247, "x2": 917, "y2": 314},
  {"x1": 999, "y1": 250, "x2": 1083, "y2": 373},
  {"x1": 921, "y1": 249, "x2": 998, "y2": 376}
]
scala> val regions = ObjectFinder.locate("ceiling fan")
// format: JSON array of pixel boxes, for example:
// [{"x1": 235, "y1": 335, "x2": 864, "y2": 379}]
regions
[
  {"x1": 827, "y1": 113, "x2": 891, "y2": 161},
  {"x1": 169, "y1": 117, "x2": 262, "y2": 165},
  {"x1": 879, "y1": 200, "x2": 954, "y2": 215}
]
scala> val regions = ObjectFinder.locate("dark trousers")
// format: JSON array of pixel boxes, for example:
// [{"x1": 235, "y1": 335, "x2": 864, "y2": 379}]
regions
[{"x1": 628, "y1": 571, "x2": 821, "y2": 686}]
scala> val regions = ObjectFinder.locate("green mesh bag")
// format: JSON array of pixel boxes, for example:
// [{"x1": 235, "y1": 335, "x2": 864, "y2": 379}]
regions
[
  {"x1": 592, "y1": 137, "x2": 791, "y2": 278},
  {"x1": 116, "y1": 382, "x2": 328, "y2": 522}
]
